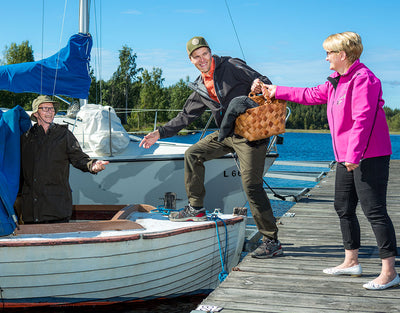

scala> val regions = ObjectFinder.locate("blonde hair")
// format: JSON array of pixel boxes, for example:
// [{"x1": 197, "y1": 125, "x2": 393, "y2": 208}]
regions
[{"x1": 323, "y1": 31, "x2": 363, "y2": 63}]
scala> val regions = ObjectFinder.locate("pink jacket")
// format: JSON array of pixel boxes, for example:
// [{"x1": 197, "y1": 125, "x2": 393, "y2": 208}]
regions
[{"x1": 276, "y1": 60, "x2": 392, "y2": 163}]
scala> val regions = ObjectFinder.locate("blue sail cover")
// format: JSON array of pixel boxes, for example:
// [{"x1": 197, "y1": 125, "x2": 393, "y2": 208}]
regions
[
  {"x1": 0, "y1": 106, "x2": 31, "y2": 236},
  {"x1": 0, "y1": 33, "x2": 92, "y2": 99}
]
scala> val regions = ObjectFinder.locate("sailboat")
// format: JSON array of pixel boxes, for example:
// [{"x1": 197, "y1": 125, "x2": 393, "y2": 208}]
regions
[
  {"x1": 0, "y1": 0, "x2": 267, "y2": 308},
  {"x1": 47, "y1": 7, "x2": 280, "y2": 212},
  {"x1": 57, "y1": 106, "x2": 279, "y2": 212}
]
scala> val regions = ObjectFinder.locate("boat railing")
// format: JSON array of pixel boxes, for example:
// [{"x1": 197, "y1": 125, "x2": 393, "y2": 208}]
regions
[
  {"x1": 57, "y1": 104, "x2": 290, "y2": 154},
  {"x1": 267, "y1": 106, "x2": 291, "y2": 153}
]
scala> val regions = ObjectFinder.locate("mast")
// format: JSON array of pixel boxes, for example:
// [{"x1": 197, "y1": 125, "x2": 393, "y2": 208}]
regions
[
  {"x1": 79, "y1": 0, "x2": 90, "y2": 35},
  {"x1": 79, "y1": 0, "x2": 90, "y2": 106}
]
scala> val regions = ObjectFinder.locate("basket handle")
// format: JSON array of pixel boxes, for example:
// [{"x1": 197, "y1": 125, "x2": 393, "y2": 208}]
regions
[{"x1": 248, "y1": 85, "x2": 272, "y2": 105}]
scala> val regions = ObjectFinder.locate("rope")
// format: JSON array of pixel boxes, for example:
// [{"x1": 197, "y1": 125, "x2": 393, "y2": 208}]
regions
[
  {"x1": 151, "y1": 205, "x2": 178, "y2": 215},
  {"x1": 151, "y1": 206, "x2": 229, "y2": 282},
  {"x1": 210, "y1": 213, "x2": 229, "y2": 282}
]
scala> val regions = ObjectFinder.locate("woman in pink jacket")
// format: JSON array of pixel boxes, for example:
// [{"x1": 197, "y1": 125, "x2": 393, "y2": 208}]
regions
[{"x1": 259, "y1": 31, "x2": 398, "y2": 290}]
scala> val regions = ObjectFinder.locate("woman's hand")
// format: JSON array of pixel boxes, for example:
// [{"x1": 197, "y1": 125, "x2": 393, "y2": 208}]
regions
[
  {"x1": 345, "y1": 162, "x2": 359, "y2": 172},
  {"x1": 261, "y1": 84, "x2": 277, "y2": 98}
]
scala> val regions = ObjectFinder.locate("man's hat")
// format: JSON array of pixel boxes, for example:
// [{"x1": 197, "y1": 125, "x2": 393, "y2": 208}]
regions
[
  {"x1": 186, "y1": 36, "x2": 210, "y2": 57},
  {"x1": 31, "y1": 95, "x2": 59, "y2": 122}
]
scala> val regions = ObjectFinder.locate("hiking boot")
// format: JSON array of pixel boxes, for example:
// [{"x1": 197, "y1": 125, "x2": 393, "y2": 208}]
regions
[
  {"x1": 169, "y1": 204, "x2": 207, "y2": 222},
  {"x1": 251, "y1": 239, "x2": 283, "y2": 259}
]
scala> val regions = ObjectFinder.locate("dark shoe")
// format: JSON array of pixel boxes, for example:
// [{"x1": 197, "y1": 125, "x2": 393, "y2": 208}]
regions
[
  {"x1": 169, "y1": 205, "x2": 207, "y2": 222},
  {"x1": 251, "y1": 239, "x2": 283, "y2": 259}
]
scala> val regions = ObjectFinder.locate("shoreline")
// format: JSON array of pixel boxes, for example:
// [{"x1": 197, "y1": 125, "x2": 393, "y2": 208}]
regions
[
  {"x1": 285, "y1": 129, "x2": 400, "y2": 135},
  {"x1": 176, "y1": 129, "x2": 400, "y2": 135}
]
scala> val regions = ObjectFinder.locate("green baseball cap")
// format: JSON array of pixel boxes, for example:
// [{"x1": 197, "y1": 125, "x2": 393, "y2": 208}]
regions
[
  {"x1": 31, "y1": 95, "x2": 59, "y2": 122},
  {"x1": 186, "y1": 36, "x2": 210, "y2": 57}
]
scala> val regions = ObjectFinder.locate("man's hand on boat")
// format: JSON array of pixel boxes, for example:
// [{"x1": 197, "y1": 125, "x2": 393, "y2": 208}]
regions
[
  {"x1": 91, "y1": 160, "x2": 109, "y2": 173},
  {"x1": 139, "y1": 130, "x2": 160, "y2": 149}
]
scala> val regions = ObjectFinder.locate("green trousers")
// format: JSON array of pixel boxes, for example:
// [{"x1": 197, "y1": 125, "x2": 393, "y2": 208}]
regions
[{"x1": 184, "y1": 131, "x2": 278, "y2": 240}]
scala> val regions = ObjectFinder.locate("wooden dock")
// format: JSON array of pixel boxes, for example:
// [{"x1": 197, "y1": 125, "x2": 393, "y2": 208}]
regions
[{"x1": 194, "y1": 160, "x2": 400, "y2": 313}]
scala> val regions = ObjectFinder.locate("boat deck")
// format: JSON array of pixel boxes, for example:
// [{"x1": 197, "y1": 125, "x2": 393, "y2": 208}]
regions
[{"x1": 193, "y1": 159, "x2": 400, "y2": 313}]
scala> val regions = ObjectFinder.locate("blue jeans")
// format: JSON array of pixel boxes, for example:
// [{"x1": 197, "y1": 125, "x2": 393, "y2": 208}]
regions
[{"x1": 334, "y1": 156, "x2": 397, "y2": 259}]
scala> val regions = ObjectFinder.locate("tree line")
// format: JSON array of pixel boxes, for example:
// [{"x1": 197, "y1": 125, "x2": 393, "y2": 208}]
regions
[{"x1": 1, "y1": 41, "x2": 400, "y2": 133}]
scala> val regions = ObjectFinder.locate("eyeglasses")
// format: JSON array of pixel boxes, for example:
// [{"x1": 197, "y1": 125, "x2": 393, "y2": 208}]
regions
[
  {"x1": 326, "y1": 50, "x2": 339, "y2": 56},
  {"x1": 38, "y1": 107, "x2": 55, "y2": 112}
]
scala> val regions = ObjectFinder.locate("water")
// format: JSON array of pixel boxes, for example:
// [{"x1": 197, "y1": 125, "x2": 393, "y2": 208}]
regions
[
  {"x1": 166, "y1": 131, "x2": 400, "y2": 161},
  {"x1": 164, "y1": 131, "x2": 400, "y2": 218},
  {"x1": 15, "y1": 132, "x2": 400, "y2": 313}
]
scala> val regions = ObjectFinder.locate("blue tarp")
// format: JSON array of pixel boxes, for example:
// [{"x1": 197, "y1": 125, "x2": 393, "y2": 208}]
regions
[
  {"x1": 0, "y1": 106, "x2": 31, "y2": 236},
  {"x1": 0, "y1": 33, "x2": 92, "y2": 99}
]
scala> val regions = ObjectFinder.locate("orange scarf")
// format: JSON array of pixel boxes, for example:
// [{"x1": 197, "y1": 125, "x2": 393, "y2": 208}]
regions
[{"x1": 201, "y1": 57, "x2": 219, "y2": 103}]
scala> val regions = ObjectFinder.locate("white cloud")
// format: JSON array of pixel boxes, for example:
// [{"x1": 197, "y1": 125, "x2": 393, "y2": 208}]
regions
[{"x1": 122, "y1": 10, "x2": 142, "y2": 15}]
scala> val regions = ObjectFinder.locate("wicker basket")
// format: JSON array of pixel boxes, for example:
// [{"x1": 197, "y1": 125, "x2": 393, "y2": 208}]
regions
[{"x1": 234, "y1": 92, "x2": 286, "y2": 141}]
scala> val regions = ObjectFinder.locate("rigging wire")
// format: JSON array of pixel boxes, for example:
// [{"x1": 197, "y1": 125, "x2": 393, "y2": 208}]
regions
[
  {"x1": 93, "y1": 0, "x2": 103, "y2": 105},
  {"x1": 52, "y1": 0, "x2": 68, "y2": 97},
  {"x1": 223, "y1": 1, "x2": 294, "y2": 202},
  {"x1": 224, "y1": 0, "x2": 246, "y2": 61},
  {"x1": 39, "y1": 0, "x2": 68, "y2": 97},
  {"x1": 40, "y1": 0, "x2": 45, "y2": 95}
]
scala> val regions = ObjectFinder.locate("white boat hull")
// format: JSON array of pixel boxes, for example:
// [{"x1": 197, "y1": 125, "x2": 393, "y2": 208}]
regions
[
  {"x1": 0, "y1": 206, "x2": 246, "y2": 308},
  {"x1": 70, "y1": 149, "x2": 277, "y2": 211}
]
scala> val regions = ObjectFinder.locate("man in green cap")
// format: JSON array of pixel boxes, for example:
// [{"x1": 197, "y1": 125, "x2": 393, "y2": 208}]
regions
[
  {"x1": 140, "y1": 36, "x2": 282, "y2": 259},
  {"x1": 18, "y1": 95, "x2": 109, "y2": 224}
]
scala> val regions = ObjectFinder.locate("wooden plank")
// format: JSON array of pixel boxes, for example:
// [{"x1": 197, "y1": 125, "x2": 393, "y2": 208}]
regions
[{"x1": 194, "y1": 160, "x2": 400, "y2": 313}]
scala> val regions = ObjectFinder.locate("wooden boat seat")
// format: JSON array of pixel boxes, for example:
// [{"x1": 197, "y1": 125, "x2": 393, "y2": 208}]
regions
[
  {"x1": 16, "y1": 220, "x2": 144, "y2": 234},
  {"x1": 14, "y1": 204, "x2": 156, "y2": 235},
  {"x1": 111, "y1": 204, "x2": 155, "y2": 220}
]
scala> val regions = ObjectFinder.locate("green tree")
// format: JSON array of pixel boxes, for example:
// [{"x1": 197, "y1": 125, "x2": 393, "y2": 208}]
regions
[
  {"x1": 106, "y1": 45, "x2": 142, "y2": 123},
  {"x1": 0, "y1": 40, "x2": 36, "y2": 109},
  {"x1": 2, "y1": 40, "x2": 34, "y2": 65},
  {"x1": 134, "y1": 68, "x2": 168, "y2": 128},
  {"x1": 385, "y1": 107, "x2": 400, "y2": 132},
  {"x1": 165, "y1": 77, "x2": 192, "y2": 120},
  {"x1": 285, "y1": 102, "x2": 329, "y2": 130}
]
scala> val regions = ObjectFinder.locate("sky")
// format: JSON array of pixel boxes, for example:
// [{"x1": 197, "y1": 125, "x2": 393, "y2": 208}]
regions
[{"x1": 0, "y1": 0, "x2": 399, "y2": 108}]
